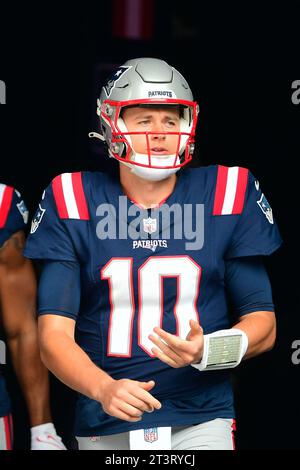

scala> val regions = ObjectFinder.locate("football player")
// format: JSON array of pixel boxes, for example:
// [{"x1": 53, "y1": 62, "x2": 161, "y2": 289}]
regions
[
  {"x1": 24, "y1": 58, "x2": 282, "y2": 450},
  {"x1": 0, "y1": 184, "x2": 66, "y2": 450}
]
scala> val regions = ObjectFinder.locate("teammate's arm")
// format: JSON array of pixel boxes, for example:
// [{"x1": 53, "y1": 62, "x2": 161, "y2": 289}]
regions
[{"x1": 0, "y1": 230, "x2": 51, "y2": 426}]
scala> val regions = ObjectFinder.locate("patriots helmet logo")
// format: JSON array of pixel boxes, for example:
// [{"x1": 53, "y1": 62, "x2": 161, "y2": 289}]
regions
[
  {"x1": 103, "y1": 66, "x2": 132, "y2": 97},
  {"x1": 30, "y1": 204, "x2": 46, "y2": 233},
  {"x1": 257, "y1": 193, "x2": 274, "y2": 224}
]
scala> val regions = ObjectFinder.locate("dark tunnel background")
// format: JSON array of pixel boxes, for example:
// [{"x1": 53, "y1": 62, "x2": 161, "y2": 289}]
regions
[{"x1": 0, "y1": 0, "x2": 300, "y2": 450}]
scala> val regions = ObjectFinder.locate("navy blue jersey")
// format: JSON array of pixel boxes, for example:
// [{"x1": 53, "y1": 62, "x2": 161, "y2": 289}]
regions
[
  {"x1": 0, "y1": 184, "x2": 28, "y2": 417},
  {"x1": 24, "y1": 165, "x2": 282, "y2": 436}
]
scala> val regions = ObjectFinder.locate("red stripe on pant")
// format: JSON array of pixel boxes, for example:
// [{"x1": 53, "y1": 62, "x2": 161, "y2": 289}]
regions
[
  {"x1": 0, "y1": 414, "x2": 13, "y2": 450},
  {"x1": 231, "y1": 418, "x2": 236, "y2": 450}
]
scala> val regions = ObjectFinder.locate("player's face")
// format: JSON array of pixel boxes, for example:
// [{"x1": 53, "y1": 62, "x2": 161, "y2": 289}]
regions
[{"x1": 122, "y1": 106, "x2": 181, "y2": 156}]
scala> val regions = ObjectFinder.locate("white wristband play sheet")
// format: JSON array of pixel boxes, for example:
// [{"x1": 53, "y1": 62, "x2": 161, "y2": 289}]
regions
[{"x1": 191, "y1": 328, "x2": 249, "y2": 371}]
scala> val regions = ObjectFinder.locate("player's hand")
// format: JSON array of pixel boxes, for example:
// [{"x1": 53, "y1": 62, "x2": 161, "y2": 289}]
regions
[
  {"x1": 99, "y1": 378, "x2": 162, "y2": 422},
  {"x1": 148, "y1": 319, "x2": 204, "y2": 368}
]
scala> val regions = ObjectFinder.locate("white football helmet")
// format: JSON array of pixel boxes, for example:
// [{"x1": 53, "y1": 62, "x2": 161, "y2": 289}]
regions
[{"x1": 89, "y1": 58, "x2": 199, "y2": 181}]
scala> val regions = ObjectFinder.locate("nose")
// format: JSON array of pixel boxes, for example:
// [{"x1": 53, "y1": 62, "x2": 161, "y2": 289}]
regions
[{"x1": 150, "y1": 120, "x2": 166, "y2": 140}]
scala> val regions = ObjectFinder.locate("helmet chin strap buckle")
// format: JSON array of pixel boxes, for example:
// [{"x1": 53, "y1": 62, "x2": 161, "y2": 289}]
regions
[
  {"x1": 189, "y1": 143, "x2": 195, "y2": 155},
  {"x1": 111, "y1": 143, "x2": 121, "y2": 153},
  {"x1": 88, "y1": 132, "x2": 106, "y2": 141}
]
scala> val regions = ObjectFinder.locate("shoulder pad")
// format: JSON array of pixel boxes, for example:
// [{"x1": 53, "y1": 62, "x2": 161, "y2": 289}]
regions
[
  {"x1": 213, "y1": 165, "x2": 248, "y2": 215},
  {"x1": 52, "y1": 172, "x2": 90, "y2": 220},
  {"x1": 0, "y1": 183, "x2": 14, "y2": 228}
]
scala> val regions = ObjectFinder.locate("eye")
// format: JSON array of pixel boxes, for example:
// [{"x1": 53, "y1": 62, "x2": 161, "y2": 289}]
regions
[{"x1": 165, "y1": 120, "x2": 176, "y2": 127}]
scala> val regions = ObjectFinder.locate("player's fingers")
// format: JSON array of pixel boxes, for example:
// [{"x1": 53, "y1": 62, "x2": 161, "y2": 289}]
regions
[
  {"x1": 151, "y1": 346, "x2": 180, "y2": 368},
  {"x1": 125, "y1": 394, "x2": 155, "y2": 413},
  {"x1": 118, "y1": 401, "x2": 145, "y2": 419},
  {"x1": 153, "y1": 327, "x2": 187, "y2": 351},
  {"x1": 135, "y1": 381, "x2": 159, "y2": 410},
  {"x1": 148, "y1": 334, "x2": 182, "y2": 362},
  {"x1": 139, "y1": 380, "x2": 155, "y2": 390},
  {"x1": 112, "y1": 407, "x2": 142, "y2": 423},
  {"x1": 189, "y1": 319, "x2": 202, "y2": 331},
  {"x1": 188, "y1": 319, "x2": 203, "y2": 338},
  {"x1": 150, "y1": 331, "x2": 195, "y2": 360},
  {"x1": 134, "y1": 386, "x2": 162, "y2": 410}
]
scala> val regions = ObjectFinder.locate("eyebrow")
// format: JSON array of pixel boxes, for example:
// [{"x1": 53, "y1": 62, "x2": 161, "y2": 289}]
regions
[{"x1": 134, "y1": 113, "x2": 180, "y2": 120}]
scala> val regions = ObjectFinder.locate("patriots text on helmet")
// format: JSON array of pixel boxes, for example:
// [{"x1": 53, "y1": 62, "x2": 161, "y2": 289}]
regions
[{"x1": 147, "y1": 90, "x2": 174, "y2": 98}]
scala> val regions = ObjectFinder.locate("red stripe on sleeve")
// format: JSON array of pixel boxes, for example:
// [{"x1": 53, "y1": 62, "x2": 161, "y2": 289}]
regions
[
  {"x1": 0, "y1": 186, "x2": 14, "y2": 228},
  {"x1": 232, "y1": 167, "x2": 249, "y2": 214},
  {"x1": 52, "y1": 175, "x2": 69, "y2": 218},
  {"x1": 71, "y1": 173, "x2": 89, "y2": 220},
  {"x1": 213, "y1": 165, "x2": 228, "y2": 215}
]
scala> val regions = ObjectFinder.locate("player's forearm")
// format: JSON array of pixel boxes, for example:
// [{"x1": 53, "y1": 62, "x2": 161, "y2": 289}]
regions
[
  {"x1": 7, "y1": 330, "x2": 51, "y2": 426},
  {"x1": 0, "y1": 264, "x2": 53, "y2": 424},
  {"x1": 39, "y1": 327, "x2": 113, "y2": 401},
  {"x1": 233, "y1": 311, "x2": 276, "y2": 359}
]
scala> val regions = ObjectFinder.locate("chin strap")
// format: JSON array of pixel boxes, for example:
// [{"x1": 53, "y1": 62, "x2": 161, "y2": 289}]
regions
[{"x1": 88, "y1": 132, "x2": 106, "y2": 141}]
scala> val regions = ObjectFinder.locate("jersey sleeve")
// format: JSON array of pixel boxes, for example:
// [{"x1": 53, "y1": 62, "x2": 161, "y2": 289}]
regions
[
  {"x1": 38, "y1": 260, "x2": 81, "y2": 320},
  {"x1": 0, "y1": 184, "x2": 29, "y2": 247},
  {"x1": 225, "y1": 256, "x2": 275, "y2": 318},
  {"x1": 225, "y1": 170, "x2": 283, "y2": 259},
  {"x1": 24, "y1": 178, "x2": 79, "y2": 262}
]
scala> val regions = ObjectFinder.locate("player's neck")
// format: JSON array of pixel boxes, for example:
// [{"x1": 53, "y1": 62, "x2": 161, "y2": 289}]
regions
[{"x1": 119, "y1": 164, "x2": 177, "y2": 209}]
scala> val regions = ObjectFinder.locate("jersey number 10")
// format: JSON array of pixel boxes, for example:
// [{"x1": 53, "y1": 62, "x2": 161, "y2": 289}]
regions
[{"x1": 101, "y1": 256, "x2": 201, "y2": 357}]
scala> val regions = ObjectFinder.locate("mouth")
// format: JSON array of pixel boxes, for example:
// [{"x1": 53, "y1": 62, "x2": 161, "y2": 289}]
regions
[{"x1": 150, "y1": 147, "x2": 169, "y2": 155}]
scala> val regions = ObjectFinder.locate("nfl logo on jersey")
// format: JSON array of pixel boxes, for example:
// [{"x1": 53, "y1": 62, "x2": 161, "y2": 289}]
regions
[
  {"x1": 143, "y1": 217, "x2": 157, "y2": 234},
  {"x1": 144, "y1": 427, "x2": 158, "y2": 443}
]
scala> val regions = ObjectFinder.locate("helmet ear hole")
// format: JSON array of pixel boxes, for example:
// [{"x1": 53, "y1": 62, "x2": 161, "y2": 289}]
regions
[
  {"x1": 120, "y1": 145, "x2": 127, "y2": 158},
  {"x1": 178, "y1": 116, "x2": 192, "y2": 155},
  {"x1": 117, "y1": 117, "x2": 133, "y2": 149}
]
